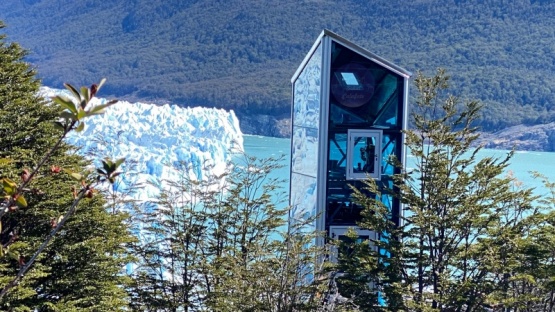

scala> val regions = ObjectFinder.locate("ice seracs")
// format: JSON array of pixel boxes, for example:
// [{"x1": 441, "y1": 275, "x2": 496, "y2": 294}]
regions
[{"x1": 39, "y1": 86, "x2": 244, "y2": 201}]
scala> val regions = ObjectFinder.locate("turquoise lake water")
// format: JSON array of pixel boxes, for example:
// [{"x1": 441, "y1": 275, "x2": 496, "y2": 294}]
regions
[{"x1": 243, "y1": 135, "x2": 555, "y2": 199}]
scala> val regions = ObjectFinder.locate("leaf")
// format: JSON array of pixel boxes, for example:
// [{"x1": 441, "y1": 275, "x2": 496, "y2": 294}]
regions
[
  {"x1": 6, "y1": 250, "x2": 19, "y2": 262},
  {"x1": 80, "y1": 86, "x2": 90, "y2": 106},
  {"x1": 64, "y1": 83, "x2": 81, "y2": 101},
  {"x1": 2, "y1": 178, "x2": 17, "y2": 195},
  {"x1": 97, "y1": 78, "x2": 107, "y2": 92},
  {"x1": 59, "y1": 111, "x2": 76, "y2": 121},
  {"x1": 85, "y1": 108, "x2": 106, "y2": 116},
  {"x1": 102, "y1": 160, "x2": 112, "y2": 173},
  {"x1": 15, "y1": 195, "x2": 27, "y2": 208},
  {"x1": 86, "y1": 100, "x2": 118, "y2": 116},
  {"x1": 75, "y1": 122, "x2": 85, "y2": 133},
  {"x1": 114, "y1": 157, "x2": 126, "y2": 168},
  {"x1": 52, "y1": 96, "x2": 78, "y2": 114},
  {"x1": 77, "y1": 109, "x2": 86, "y2": 120},
  {"x1": 63, "y1": 170, "x2": 83, "y2": 182},
  {"x1": 52, "y1": 121, "x2": 66, "y2": 132}
]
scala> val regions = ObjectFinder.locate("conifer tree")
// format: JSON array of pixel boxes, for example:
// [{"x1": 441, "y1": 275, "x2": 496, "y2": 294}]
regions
[
  {"x1": 337, "y1": 69, "x2": 553, "y2": 311},
  {"x1": 0, "y1": 21, "x2": 133, "y2": 311}
]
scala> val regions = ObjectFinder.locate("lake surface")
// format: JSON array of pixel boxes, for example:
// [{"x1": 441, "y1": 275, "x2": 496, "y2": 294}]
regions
[{"x1": 243, "y1": 135, "x2": 555, "y2": 199}]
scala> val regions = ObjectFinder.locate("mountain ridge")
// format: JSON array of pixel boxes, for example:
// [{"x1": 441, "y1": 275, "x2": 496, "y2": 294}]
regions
[{"x1": 1, "y1": 0, "x2": 555, "y2": 138}]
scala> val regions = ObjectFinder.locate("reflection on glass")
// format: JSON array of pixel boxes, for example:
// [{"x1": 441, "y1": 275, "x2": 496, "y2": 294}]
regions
[
  {"x1": 329, "y1": 41, "x2": 403, "y2": 129},
  {"x1": 291, "y1": 44, "x2": 322, "y2": 233},
  {"x1": 290, "y1": 173, "x2": 318, "y2": 225},
  {"x1": 372, "y1": 74, "x2": 399, "y2": 127},
  {"x1": 329, "y1": 104, "x2": 367, "y2": 126},
  {"x1": 293, "y1": 45, "x2": 322, "y2": 129},
  {"x1": 328, "y1": 133, "x2": 347, "y2": 175},
  {"x1": 291, "y1": 126, "x2": 319, "y2": 177}
]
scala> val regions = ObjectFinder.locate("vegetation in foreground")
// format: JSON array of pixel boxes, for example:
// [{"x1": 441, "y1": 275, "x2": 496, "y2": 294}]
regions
[
  {"x1": 0, "y1": 21, "x2": 133, "y2": 311},
  {"x1": 2, "y1": 19, "x2": 555, "y2": 311},
  {"x1": 334, "y1": 70, "x2": 555, "y2": 311}
]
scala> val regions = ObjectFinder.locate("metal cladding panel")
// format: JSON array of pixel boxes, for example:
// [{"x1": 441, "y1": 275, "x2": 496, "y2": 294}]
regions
[{"x1": 315, "y1": 35, "x2": 333, "y2": 238}]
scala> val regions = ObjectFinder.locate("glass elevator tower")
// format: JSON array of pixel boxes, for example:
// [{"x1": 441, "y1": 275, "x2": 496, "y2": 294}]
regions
[{"x1": 289, "y1": 30, "x2": 411, "y2": 248}]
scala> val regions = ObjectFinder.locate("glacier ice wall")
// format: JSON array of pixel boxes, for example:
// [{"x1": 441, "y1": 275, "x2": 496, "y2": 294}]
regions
[{"x1": 40, "y1": 87, "x2": 244, "y2": 201}]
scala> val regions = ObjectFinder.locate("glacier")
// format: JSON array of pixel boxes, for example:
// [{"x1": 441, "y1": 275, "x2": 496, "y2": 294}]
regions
[{"x1": 39, "y1": 87, "x2": 244, "y2": 201}]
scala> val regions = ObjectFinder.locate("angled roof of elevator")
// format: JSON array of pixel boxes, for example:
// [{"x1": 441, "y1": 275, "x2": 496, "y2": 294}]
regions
[{"x1": 291, "y1": 29, "x2": 412, "y2": 83}]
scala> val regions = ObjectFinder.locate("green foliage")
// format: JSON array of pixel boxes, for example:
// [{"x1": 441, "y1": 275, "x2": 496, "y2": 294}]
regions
[
  {"x1": 96, "y1": 157, "x2": 125, "y2": 184},
  {"x1": 128, "y1": 154, "x2": 327, "y2": 311},
  {"x1": 329, "y1": 228, "x2": 380, "y2": 311},
  {"x1": 481, "y1": 172, "x2": 555, "y2": 311},
  {"x1": 0, "y1": 23, "x2": 133, "y2": 310},
  {"x1": 339, "y1": 69, "x2": 555, "y2": 311},
  {"x1": 52, "y1": 78, "x2": 118, "y2": 134},
  {"x1": 2, "y1": 1, "x2": 555, "y2": 132}
]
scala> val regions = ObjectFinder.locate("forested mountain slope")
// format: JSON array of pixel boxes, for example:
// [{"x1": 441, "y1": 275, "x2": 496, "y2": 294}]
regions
[{"x1": 1, "y1": 0, "x2": 554, "y2": 135}]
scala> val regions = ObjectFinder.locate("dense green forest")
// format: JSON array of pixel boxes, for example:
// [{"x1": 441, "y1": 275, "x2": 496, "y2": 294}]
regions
[{"x1": 1, "y1": 0, "x2": 555, "y2": 133}]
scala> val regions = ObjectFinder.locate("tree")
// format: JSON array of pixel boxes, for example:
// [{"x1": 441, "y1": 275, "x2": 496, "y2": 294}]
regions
[
  {"x1": 480, "y1": 172, "x2": 555, "y2": 311},
  {"x1": 0, "y1": 21, "x2": 133, "y2": 311},
  {"x1": 336, "y1": 69, "x2": 555, "y2": 311},
  {"x1": 128, "y1": 154, "x2": 327, "y2": 311}
]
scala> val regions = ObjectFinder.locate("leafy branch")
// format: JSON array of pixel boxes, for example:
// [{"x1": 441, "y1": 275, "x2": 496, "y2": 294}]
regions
[{"x1": 0, "y1": 79, "x2": 123, "y2": 300}]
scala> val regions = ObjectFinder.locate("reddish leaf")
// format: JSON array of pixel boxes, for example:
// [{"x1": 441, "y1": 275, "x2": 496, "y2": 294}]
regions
[
  {"x1": 90, "y1": 84, "x2": 98, "y2": 98},
  {"x1": 51, "y1": 165, "x2": 62, "y2": 174},
  {"x1": 20, "y1": 169, "x2": 30, "y2": 182}
]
